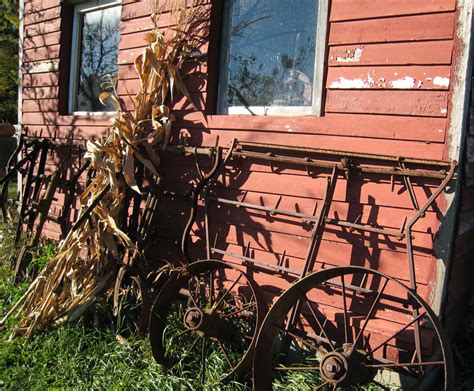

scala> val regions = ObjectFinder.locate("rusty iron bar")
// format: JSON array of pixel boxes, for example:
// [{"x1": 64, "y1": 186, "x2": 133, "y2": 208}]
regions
[
  {"x1": 208, "y1": 196, "x2": 404, "y2": 239},
  {"x1": 400, "y1": 161, "x2": 420, "y2": 211},
  {"x1": 165, "y1": 144, "x2": 216, "y2": 157},
  {"x1": 14, "y1": 168, "x2": 62, "y2": 282},
  {"x1": 403, "y1": 160, "x2": 457, "y2": 366},
  {"x1": 236, "y1": 141, "x2": 453, "y2": 168},
  {"x1": 325, "y1": 217, "x2": 403, "y2": 238},
  {"x1": 404, "y1": 161, "x2": 457, "y2": 292},
  {"x1": 232, "y1": 150, "x2": 450, "y2": 180},
  {"x1": 210, "y1": 247, "x2": 302, "y2": 276},
  {"x1": 30, "y1": 170, "x2": 61, "y2": 245},
  {"x1": 323, "y1": 277, "x2": 411, "y2": 306}
]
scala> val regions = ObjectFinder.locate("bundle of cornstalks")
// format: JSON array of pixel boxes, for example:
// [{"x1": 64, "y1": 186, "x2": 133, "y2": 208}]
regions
[{"x1": 0, "y1": 0, "x2": 206, "y2": 337}]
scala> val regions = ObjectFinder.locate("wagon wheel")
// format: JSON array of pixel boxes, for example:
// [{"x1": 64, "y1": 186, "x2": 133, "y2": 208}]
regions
[
  {"x1": 149, "y1": 259, "x2": 265, "y2": 384},
  {"x1": 253, "y1": 266, "x2": 454, "y2": 390}
]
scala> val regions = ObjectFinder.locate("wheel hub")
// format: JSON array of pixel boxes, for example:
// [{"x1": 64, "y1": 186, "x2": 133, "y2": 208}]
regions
[
  {"x1": 320, "y1": 352, "x2": 348, "y2": 383},
  {"x1": 184, "y1": 307, "x2": 204, "y2": 330},
  {"x1": 319, "y1": 346, "x2": 376, "y2": 387},
  {"x1": 183, "y1": 306, "x2": 236, "y2": 339}
]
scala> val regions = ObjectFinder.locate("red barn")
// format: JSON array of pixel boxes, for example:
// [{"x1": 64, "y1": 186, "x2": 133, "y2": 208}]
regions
[{"x1": 17, "y1": 0, "x2": 474, "y2": 387}]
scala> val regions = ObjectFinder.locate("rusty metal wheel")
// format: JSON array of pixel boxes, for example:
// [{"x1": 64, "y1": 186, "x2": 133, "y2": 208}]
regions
[
  {"x1": 149, "y1": 260, "x2": 265, "y2": 384},
  {"x1": 253, "y1": 266, "x2": 454, "y2": 390}
]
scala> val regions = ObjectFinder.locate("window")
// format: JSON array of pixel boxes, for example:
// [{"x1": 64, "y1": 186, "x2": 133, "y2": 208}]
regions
[
  {"x1": 218, "y1": 0, "x2": 328, "y2": 116},
  {"x1": 69, "y1": 0, "x2": 121, "y2": 114}
]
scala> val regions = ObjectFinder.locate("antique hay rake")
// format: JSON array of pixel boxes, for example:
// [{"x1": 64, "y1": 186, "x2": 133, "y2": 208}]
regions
[{"x1": 147, "y1": 139, "x2": 456, "y2": 390}]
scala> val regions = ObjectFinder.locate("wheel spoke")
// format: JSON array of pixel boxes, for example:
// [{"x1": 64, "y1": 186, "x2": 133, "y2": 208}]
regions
[
  {"x1": 183, "y1": 336, "x2": 200, "y2": 357},
  {"x1": 274, "y1": 322, "x2": 324, "y2": 353},
  {"x1": 411, "y1": 308, "x2": 424, "y2": 373},
  {"x1": 200, "y1": 337, "x2": 207, "y2": 383},
  {"x1": 365, "y1": 361, "x2": 445, "y2": 369},
  {"x1": 304, "y1": 296, "x2": 336, "y2": 352},
  {"x1": 187, "y1": 277, "x2": 199, "y2": 308},
  {"x1": 209, "y1": 270, "x2": 214, "y2": 306},
  {"x1": 214, "y1": 273, "x2": 243, "y2": 309},
  {"x1": 341, "y1": 274, "x2": 349, "y2": 344},
  {"x1": 353, "y1": 277, "x2": 389, "y2": 348},
  {"x1": 176, "y1": 328, "x2": 190, "y2": 339},
  {"x1": 217, "y1": 338, "x2": 235, "y2": 370},
  {"x1": 371, "y1": 311, "x2": 426, "y2": 354},
  {"x1": 275, "y1": 365, "x2": 319, "y2": 371},
  {"x1": 314, "y1": 381, "x2": 330, "y2": 390}
]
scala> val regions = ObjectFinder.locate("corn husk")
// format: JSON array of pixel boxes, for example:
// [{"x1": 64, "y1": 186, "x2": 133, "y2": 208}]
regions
[{"x1": 1, "y1": 0, "x2": 206, "y2": 337}]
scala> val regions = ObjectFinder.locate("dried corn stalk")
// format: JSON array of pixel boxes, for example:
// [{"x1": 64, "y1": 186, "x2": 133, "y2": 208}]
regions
[{"x1": 1, "y1": 0, "x2": 206, "y2": 337}]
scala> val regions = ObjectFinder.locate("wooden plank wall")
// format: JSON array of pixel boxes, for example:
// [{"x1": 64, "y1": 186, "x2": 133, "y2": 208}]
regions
[{"x1": 21, "y1": 0, "x2": 464, "y2": 316}]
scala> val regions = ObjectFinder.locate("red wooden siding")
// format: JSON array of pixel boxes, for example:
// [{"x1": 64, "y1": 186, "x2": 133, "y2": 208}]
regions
[{"x1": 20, "y1": 0, "x2": 465, "y2": 326}]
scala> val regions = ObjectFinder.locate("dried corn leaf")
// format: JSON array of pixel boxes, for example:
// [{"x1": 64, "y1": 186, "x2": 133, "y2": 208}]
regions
[{"x1": 5, "y1": 0, "x2": 204, "y2": 338}]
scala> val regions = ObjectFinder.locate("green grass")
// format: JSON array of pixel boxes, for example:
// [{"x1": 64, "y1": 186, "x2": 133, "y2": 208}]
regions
[{"x1": 7, "y1": 182, "x2": 18, "y2": 201}]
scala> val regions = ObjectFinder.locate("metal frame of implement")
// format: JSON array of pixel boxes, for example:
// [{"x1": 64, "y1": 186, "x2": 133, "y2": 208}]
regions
[{"x1": 173, "y1": 139, "x2": 456, "y2": 387}]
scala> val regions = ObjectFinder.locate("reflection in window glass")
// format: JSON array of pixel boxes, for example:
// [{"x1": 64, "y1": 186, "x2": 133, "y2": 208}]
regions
[
  {"x1": 76, "y1": 5, "x2": 120, "y2": 112},
  {"x1": 221, "y1": 0, "x2": 317, "y2": 111}
]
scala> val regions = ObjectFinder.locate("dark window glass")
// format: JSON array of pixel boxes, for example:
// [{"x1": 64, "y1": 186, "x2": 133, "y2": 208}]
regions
[
  {"x1": 76, "y1": 5, "x2": 120, "y2": 112},
  {"x1": 221, "y1": 0, "x2": 317, "y2": 109}
]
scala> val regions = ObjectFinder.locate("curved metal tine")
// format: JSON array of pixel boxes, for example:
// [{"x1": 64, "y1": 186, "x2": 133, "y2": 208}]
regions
[
  {"x1": 194, "y1": 148, "x2": 205, "y2": 180},
  {"x1": 181, "y1": 141, "x2": 237, "y2": 262},
  {"x1": 223, "y1": 301, "x2": 256, "y2": 318},
  {"x1": 353, "y1": 277, "x2": 389, "y2": 349}
]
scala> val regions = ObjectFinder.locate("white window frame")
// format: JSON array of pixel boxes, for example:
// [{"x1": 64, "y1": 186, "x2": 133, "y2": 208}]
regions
[
  {"x1": 217, "y1": 0, "x2": 329, "y2": 117},
  {"x1": 68, "y1": 0, "x2": 121, "y2": 115}
]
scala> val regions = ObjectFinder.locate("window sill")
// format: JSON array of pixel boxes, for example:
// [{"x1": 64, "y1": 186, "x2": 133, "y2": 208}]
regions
[
  {"x1": 70, "y1": 111, "x2": 116, "y2": 117},
  {"x1": 225, "y1": 106, "x2": 318, "y2": 117}
]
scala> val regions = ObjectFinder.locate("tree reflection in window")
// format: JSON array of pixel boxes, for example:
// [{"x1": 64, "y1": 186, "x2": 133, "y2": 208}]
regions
[
  {"x1": 76, "y1": 6, "x2": 120, "y2": 112},
  {"x1": 222, "y1": 0, "x2": 317, "y2": 110}
]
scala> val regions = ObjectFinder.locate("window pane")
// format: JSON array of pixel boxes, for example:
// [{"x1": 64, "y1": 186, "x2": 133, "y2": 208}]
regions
[
  {"x1": 76, "y1": 6, "x2": 120, "y2": 112},
  {"x1": 223, "y1": 0, "x2": 317, "y2": 109}
]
